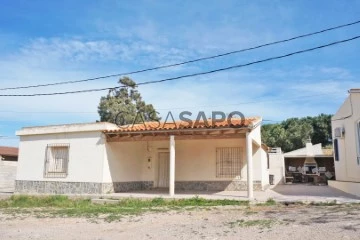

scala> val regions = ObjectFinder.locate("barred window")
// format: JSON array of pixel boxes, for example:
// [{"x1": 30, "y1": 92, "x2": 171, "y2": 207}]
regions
[
  {"x1": 357, "y1": 121, "x2": 360, "y2": 165},
  {"x1": 44, "y1": 144, "x2": 70, "y2": 178},
  {"x1": 216, "y1": 147, "x2": 242, "y2": 178}
]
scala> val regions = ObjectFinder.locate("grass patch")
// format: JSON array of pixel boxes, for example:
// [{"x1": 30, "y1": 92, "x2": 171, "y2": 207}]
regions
[
  {"x1": 228, "y1": 219, "x2": 275, "y2": 229},
  {"x1": 0, "y1": 195, "x2": 91, "y2": 208},
  {"x1": 255, "y1": 198, "x2": 277, "y2": 206},
  {"x1": 0, "y1": 195, "x2": 249, "y2": 222},
  {"x1": 310, "y1": 200, "x2": 338, "y2": 206}
]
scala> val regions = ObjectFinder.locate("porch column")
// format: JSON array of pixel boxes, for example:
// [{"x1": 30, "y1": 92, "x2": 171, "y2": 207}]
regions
[
  {"x1": 246, "y1": 131, "x2": 254, "y2": 199},
  {"x1": 169, "y1": 135, "x2": 175, "y2": 196}
]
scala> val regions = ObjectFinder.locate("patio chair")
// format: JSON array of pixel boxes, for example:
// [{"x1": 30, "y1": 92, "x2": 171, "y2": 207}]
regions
[{"x1": 312, "y1": 167, "x2": 319, "y2": 175}]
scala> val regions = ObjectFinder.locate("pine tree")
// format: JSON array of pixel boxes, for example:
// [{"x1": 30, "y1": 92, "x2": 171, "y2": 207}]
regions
[{"x1": 98, "y1": 77, "x2": 159, "y2": 125}]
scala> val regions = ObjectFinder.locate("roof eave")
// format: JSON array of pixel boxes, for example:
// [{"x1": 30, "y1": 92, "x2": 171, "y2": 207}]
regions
[{"x1": 104, "y1": 126, "x2": 252, "y2": 135}]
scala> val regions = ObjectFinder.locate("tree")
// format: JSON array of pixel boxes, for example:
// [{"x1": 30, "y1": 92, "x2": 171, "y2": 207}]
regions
[
  {"x1": 311, "y1": 114, "x2": 332, "y2": 147},
  {"x1": 261, "y1": 124, "x2": 288, "y2": 150},
  {"x1": 98, "y1": 77, "x2": 159, "y2": 125},
  {"x1": 261, "y1": 114, "x2": 332, "y2": 152}
]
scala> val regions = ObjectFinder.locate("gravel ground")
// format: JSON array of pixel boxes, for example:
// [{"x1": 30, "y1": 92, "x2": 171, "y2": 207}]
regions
[{"x1": 1, "y1": 204, "x2": 359, "y2": 240}]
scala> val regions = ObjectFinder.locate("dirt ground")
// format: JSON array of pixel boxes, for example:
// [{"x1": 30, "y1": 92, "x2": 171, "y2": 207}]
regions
[{"x1": 1, "y1": 204, "x2": 359, "y2": 240}]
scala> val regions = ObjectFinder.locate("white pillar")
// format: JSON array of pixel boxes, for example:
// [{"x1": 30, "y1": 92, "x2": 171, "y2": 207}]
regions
[
  {"x1": 246, "y1": 131, "x2": 254, "y2": 199},
  {"x1": 169, "y1": 135, "x2": 175, "y2": 196}
]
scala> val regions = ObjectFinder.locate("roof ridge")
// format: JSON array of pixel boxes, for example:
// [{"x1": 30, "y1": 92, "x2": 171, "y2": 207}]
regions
[{"x1": 105, "y1": 117, "x2": 261, "y2": 133}]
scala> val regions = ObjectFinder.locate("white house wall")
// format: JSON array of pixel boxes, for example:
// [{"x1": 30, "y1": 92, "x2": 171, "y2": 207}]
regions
[
  {"x1": 268, "y1": 152, "x2": 285, "y2": 185},
  {"x1": 260, "y1": 147, "x2": 270, "y2": 187},
  {"x1": 103, "y1": 141, "x2": 147, "y2": 182},
  {"x1": 15, "y1": 125, "x2": 268, "y2": 194},
  {"x1": 332, "y1": 92, "x2": 360, "y2": 182},
  {"x1": 15, "y1": 131, "x2": 107, "y2": 194},
  {"x1": 329, "y1": 91, "x2": 360, "y2": 197},
  {"x1": 102, "y1": 137, "x2": 267, "y2": 192}
]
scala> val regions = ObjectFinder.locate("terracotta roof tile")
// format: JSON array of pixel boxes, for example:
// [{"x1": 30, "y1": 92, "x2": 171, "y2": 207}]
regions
[
  {"x1": 0, "y1": 146, "x2": 19, "y2": 157},
  {"x1": 104, "y1": 117, "x2": 261, "y2": 133}
]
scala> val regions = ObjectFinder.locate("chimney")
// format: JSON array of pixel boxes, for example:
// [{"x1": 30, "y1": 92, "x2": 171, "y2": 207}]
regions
[
  {"x1": 304, "y1": 138, "x2": 318, "y2": 166},
  {"x1": 305, "y1": 137, "x2": 314, "y2": 157}
]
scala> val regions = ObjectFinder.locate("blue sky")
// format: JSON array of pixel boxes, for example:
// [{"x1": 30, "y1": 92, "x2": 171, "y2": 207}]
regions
[{"x1": 1, "y1": 0, "x2": 360, "y2": 146}]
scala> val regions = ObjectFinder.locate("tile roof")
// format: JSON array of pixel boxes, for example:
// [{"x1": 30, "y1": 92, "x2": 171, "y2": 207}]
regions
[
  {"x1": 0, "y1": 146, "x2": 19, "y2": 157},
  {"x1": 104, "y1": 117, "x2": 261, "y2": 133}
]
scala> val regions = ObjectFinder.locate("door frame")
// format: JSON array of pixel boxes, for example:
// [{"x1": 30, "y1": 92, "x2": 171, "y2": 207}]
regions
[{"x1": 157, "y1": 151, "x2": 170, "y2": 188}]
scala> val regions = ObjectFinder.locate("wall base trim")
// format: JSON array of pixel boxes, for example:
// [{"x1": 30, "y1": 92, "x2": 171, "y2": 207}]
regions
[
  {"x1": 15, "y1": 180, "x2": 263, "y2": 194},
  {"x1": 175, "y1": 180, "x2": 263, "y2": 191},
  {"x1": 328, "y1": 180, "x2": 360, "y2": 197},
  {"x1": 15, "y1": 180, "x2": 153, "y2": 194}
]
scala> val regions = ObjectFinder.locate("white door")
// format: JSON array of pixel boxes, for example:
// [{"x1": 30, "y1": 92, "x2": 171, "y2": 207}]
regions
[{"x1": 158, "y1": 152, "x2": 170, "y2": 188}]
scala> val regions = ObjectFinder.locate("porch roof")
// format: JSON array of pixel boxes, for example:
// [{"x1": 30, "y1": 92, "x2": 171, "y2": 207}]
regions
[{"x1": 104, "y1": 117, "x2": 261, "y2": 142}]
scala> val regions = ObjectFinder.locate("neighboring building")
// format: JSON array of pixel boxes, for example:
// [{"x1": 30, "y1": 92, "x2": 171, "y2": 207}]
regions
[
  {"x1": 0, "y1": 146, "x2": 18, "y2": 161},
  {"x1": 15, "y1": 117, "x2": 269, "y2": 198},
  {"x1": 0, "y1": 146, "x2": 18, "y2": 192},
  {"x1": 329, "y1": 89, "x2": 360, "y2": 197},
  {"x1": 267, "y1": 142, "x2": 334, "y2": 186},
  {"x1": 283, "y1": 141, "x2": 335, "y2": 184}
]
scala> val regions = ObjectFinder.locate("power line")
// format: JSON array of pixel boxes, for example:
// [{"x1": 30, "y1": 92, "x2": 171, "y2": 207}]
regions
[
  {"x1": 134, "y1": 35, "x2": 360, "y2": 87},
  {"x1": 0, "y1": 135, "x2": 19, "y2": 139},
  {"x1": 156, "y1": 92, "x2": 340, "y2": 110},
  {"x1": 0, "y1": 34, "x2": 358, "y2": 97},
  {"x1": 0, "y1": 91, "x2": 342, "y2": 114},
  {"x1": 1, "y1": 19, "x2": 360, "y2": 91},
  {"x1": 0, "y1": 86, "x2": 123, "y2": 97}
]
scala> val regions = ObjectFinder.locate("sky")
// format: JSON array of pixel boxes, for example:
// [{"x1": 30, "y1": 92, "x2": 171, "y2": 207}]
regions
[{"x1": 0, "y1": 0, "x2": 360, "y2": 147}]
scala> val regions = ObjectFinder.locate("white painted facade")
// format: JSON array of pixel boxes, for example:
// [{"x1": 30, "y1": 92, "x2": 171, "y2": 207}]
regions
[
  {"x1": 0, "y1": 160, "x2": 17, "y2": 192},
  {"x1": 268, "y1": 148, "x2": 285, "y2": 185},
  {"x1": 16, "y1": 120, "x2": 269, "y2": 196},
  {"x1": 103, "y1": 138, "x2": 267, "y2": 184},
  {"x1": 329, "y1": 89, "x2": 360, "y2": 197}
]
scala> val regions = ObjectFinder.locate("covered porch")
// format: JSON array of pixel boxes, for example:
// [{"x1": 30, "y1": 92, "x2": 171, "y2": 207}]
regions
[{"x1": 103, "y1": 118, "x2": 265, "y2": 199}]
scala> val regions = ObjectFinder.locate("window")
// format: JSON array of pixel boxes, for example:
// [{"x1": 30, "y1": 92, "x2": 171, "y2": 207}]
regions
[
  {"x1": 44, "y1": 144, "x2": 70, "y2": 178},
  {"x1": 357, "y1": 121, "x2": 360, "y2": 165},
  {"x1": 216, "y1": 147, "x2": 242, "y2": 178},
  {"x1": 334, "y1": 139, "x2": 339, "y2": 161}
]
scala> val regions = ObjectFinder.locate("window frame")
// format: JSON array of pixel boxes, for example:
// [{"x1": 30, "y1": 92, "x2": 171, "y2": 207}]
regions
[
  {"x1": 44, "y1": 143, "x2": 70, "y2": 178},
  {"x1": 334, "y1": 138, "x2": 339, "y2": 161},
  {"x1": 216, "y1": 147, "x2": 243, "y2": 178},
  {"x1": 357, "y1": 120, "x2": 360, "y2": 165}
]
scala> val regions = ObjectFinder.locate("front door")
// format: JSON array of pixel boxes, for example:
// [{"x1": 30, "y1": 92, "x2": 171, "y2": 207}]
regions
[{"x1": 158, "y1": 152, "x2": 170, "y2": 188}]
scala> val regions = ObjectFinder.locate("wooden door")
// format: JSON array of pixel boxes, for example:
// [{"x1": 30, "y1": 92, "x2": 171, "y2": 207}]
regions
[{"x1": 158, "y1": 152, "x2": 169, "y2": 188}]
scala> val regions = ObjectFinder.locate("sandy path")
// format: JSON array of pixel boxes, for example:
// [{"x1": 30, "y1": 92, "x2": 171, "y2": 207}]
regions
[{"x1": 1, "y1": 205, "x2": 359, "y2": 240}]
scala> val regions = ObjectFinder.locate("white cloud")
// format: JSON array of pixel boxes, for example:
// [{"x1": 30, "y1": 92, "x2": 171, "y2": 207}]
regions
[{"x1": 0, "y1": 14, "x2": 358, "y2": 148}]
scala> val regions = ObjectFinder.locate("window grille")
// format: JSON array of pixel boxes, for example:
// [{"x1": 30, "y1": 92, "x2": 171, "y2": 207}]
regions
[
  {"x1": 44, "y1": 144, "x2": 70, "y2": 178},
  {"x1": 357, "y1": 121, "x2": 360, "y2": 165},
  {"x1": 216, "y1": 147, "x2": 242, "y2": 178}
]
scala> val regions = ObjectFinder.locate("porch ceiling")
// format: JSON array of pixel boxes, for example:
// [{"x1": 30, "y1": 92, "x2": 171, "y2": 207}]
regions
[{"x1": 105, "y1": 128, "x2": 247, "y2": 142}]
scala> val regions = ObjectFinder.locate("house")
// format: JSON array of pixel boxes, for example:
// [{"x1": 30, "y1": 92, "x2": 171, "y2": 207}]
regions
[
  {"x1": 0, "y1": 146, "x2": 18, "y2": 192},
  {"x1": 267, "y1": 142, "x2": 334, "y2": 186},
  {"x1": 15, "y1": 117, "x2": 269, "y2": 198},
  {"x1": 328, "y1": 89, "x2": 360, "y2": 197},
  {"x1": 0, "y1": 146, "x2": 18, "y2": 161}
]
